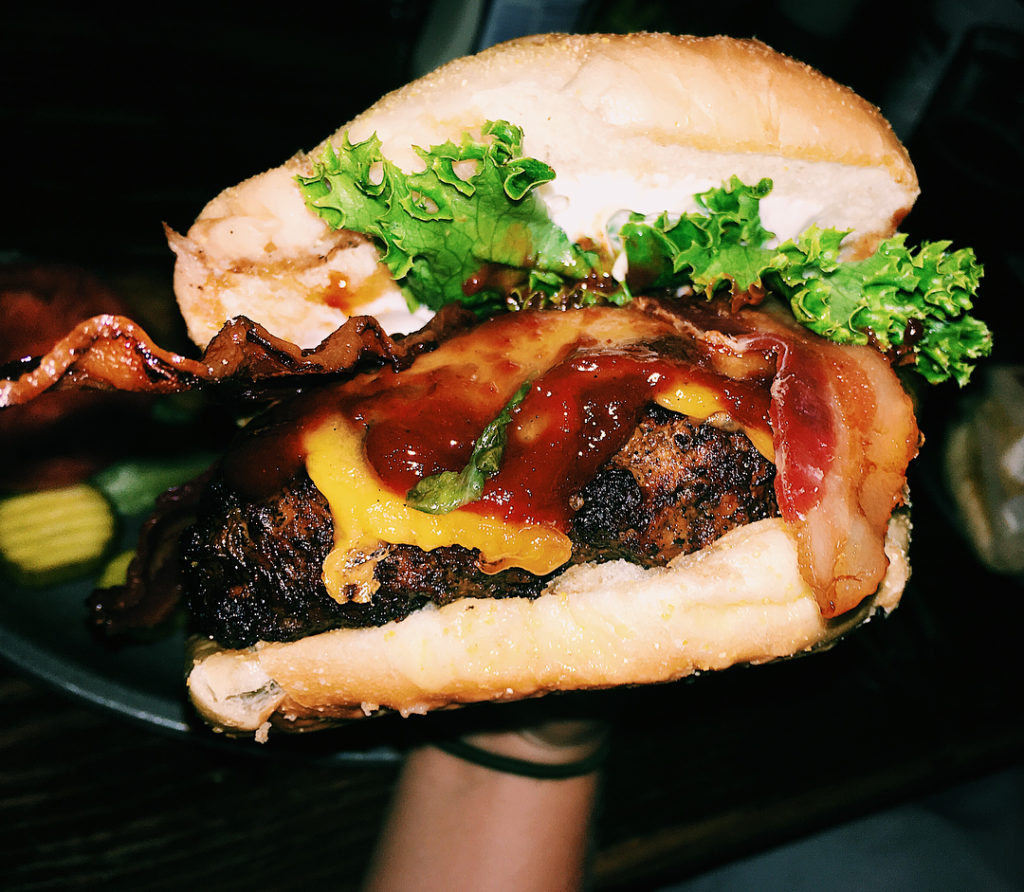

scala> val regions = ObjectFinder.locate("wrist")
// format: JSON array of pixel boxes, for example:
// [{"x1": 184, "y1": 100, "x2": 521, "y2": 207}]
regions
[
  {"x1": 432, "y1": 721, "x2": 610, "y2": 779},
  {"x1": 472, "y1": 721, "x2": 607, "y2": 763}
]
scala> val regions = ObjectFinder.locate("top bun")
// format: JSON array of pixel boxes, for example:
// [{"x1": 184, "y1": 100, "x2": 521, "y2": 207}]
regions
[{"x1": 170, "y1": 33, "x2": 918, "y2": 349}]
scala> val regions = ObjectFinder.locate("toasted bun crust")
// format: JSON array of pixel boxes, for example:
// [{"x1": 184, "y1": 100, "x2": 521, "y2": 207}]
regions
[
  {"x1": 186, "y1": 514, "x2": 911, "y2": 735},
  {"x1": 171, "y1": 33, "x2": 917, "y2": 349}
]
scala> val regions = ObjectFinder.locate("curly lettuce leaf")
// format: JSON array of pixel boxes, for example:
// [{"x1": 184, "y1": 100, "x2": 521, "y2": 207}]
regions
[
  {"x1": 297, "y1": 120, "x2": 599, "y2": 314},
  {"x1": 618, "y1": 177, "x2": 777, "y2": 295},
  {"x1": 618, "y1": 178, "x2": 990, "y2": 385},
  {"x1": 766, "y1": 231, "x2": 988, "y2": 385},
  {"x1": 298, "y1": 120, "x2": 989, "y2": 385}
]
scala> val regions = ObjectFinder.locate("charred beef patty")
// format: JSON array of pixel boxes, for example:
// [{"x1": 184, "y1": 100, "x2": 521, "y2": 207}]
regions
[{"x1": 183, "y1": 405, "x2": 778, "y2": 648}]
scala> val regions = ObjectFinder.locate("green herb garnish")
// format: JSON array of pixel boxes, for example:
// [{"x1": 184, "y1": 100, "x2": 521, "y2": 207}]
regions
[{"x1": 406, "y1": 379, "x2": 531, "y2": 514}]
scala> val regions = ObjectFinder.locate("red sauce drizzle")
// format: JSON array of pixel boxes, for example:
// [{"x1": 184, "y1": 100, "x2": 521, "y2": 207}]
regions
[
  {"x1": 219, "y1": 308, "x2": 778, "y2": 534},
  {"x1": 322, "y1": 271, "x2": 357, "y2": 312},
  {"x1": 340, "y1": 315, "x2": 773, "y2": 531},
  {"x1": 220, "y1": 389, "x2": 332, "y2": 500},
  {"x1": 474, "y1": 349, "x2": 771, "y2": 527}
]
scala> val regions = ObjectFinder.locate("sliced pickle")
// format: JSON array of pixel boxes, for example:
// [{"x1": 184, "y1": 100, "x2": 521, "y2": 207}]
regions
[{"x1": 0, "y1": 483, "x2": 116, "y2": 587}]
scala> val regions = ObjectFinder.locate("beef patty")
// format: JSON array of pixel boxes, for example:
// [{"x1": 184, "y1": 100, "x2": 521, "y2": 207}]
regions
[{"x1": 183, "y1": 404, "x2": 778, "y2": 648}]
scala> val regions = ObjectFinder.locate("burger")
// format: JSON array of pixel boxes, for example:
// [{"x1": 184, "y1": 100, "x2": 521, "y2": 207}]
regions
[{"x1": 0, "y1": 34, "x2": 989, "y2": 738}]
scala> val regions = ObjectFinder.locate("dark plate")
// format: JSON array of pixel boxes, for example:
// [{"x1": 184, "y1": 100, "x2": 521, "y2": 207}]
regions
[
  {"x1": 0, "y1": 574, "x2": 189, "y2": 731},
  {"x1": 0, "y1": 572, "x2": 402, "y2": 762}
]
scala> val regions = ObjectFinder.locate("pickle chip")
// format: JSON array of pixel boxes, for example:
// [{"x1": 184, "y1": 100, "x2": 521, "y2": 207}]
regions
[{"x1": 0, "y1": 483, "x2": 116, "y2": 587}]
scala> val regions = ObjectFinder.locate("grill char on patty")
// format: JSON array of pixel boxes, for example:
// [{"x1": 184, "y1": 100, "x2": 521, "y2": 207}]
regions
[{"x1": 182, "y1": 405, "x2": 778, "y2": 648}]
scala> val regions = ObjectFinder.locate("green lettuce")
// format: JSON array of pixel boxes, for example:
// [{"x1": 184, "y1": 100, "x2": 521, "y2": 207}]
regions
[
  {"x1": 615, "y1": 177, "x2": 989, "y2": 385},
  {"x1": 297, "y1": 121, "x2": 602, "y2": 314},
  {"x1": 617, "y1": 176, "x2": 777, "y2": 295},
  {"x1": 767, "y1": 230, "x2": 987, "y2": 385}
]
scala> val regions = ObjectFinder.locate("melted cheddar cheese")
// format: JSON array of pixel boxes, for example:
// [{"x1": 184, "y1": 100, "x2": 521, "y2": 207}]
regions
[{"x1": 305, "y1": 414, "x2": 574, "y2": 601}]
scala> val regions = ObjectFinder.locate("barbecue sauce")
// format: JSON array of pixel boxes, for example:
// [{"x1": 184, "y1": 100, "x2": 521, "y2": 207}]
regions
[
  {"x1": 299, "y1": 305, "x2": 775, "y2": 595},
  {"x1": 476, "y1": 348, "x2": 772, "y2": 528},
  {"x1": 331, "y1": 305, "x2": 773, "y2": 527}
]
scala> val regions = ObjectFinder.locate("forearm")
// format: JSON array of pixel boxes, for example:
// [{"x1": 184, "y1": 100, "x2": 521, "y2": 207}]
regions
[{"x1": 362, "y1": 732, "x2": 603, "y2": 892}]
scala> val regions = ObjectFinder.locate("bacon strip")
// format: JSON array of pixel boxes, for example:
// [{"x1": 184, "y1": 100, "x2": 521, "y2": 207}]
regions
[
  {"x1": 648, "y1": 298, "x2": 918, "y2": 616},
  {"x1": 0, "y1": 307, "x2": 471, "y2": 408},
  {"x1": 88, "y1": 472, "x2": 208, "y2": 638},
  {"x1": 735, "y1": 313, "x2": 919, "y2": 617}
]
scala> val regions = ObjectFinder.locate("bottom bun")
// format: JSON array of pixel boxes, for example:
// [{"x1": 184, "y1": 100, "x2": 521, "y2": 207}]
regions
[{"x1": 186, "y1": 515, "x2": 911, "y2": 737}]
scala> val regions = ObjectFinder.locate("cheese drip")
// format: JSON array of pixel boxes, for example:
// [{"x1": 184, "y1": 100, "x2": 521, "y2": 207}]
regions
[
  {"x1": 655, "y1": 385, "x2": 774, "y2": 461},
  {"x1": 305, "y1": 415, "x2": 574, "y2": 601}
]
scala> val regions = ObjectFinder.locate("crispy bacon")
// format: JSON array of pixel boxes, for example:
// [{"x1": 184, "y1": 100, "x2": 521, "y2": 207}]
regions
[
  {"x1": 88, "y1": 472, "x2": 209, "y2": 638},
  {"x1": 0, "y1": 306, "x2": 473, "y2": 408},
  {"x1": 699, "y1": 306, "x2": 919, "y2": 617}
]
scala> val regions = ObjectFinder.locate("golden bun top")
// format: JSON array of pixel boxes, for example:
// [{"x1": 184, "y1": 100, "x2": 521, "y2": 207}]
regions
[
  {"x1": 172, "y1": 33, "x2": 919, "y2": 349},
  {"x1": 342, "y1": 33, "x2": 915, "y2": 186}
]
